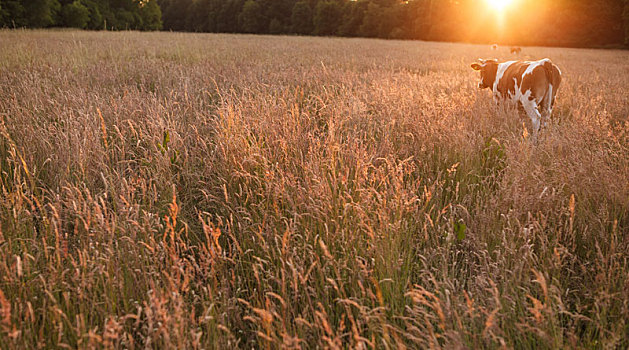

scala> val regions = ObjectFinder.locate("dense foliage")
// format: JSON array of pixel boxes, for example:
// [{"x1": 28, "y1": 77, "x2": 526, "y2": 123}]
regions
[
  {"x1": 1, "y1": 0, "x2": 628, "y2": 47},
  {"x1": 157, "y1": 0, "x2": 629, "y2": 47},
  {"x1": 0, "y1": 0, "x2": 162, "y2": 30}
]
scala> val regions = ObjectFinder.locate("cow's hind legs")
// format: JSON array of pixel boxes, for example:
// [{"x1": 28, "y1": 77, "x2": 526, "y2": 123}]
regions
[
  {"x1": 521, "y1": 99, "x2": 542, "y2": 138},
  {"x1": 541, "y1": 108, "x2": 551, "y2": 130},
  {"x1": 540, "y1": 87, "x2": 554, "y2": 130}
]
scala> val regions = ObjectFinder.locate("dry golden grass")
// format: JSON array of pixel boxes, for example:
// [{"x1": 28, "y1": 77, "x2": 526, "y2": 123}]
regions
[{"x1": 0, "y1": 29, "x2": 628, "y2": 349}]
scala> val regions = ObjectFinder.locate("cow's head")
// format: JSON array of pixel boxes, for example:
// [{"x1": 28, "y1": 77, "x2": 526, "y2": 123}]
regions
[{"x1": 471, "y1": 59, "x2": 498, "y2": 89}]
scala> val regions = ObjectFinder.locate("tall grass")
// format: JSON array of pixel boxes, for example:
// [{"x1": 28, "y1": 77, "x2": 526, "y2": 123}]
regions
[{"x1": 0, "y1": 30, "x2": 628, "y2": 348}]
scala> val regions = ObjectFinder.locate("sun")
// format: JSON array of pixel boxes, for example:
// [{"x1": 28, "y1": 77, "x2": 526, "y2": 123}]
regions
[{"x1": 486, "y1": 0, "x2": 514, "y2": 12}]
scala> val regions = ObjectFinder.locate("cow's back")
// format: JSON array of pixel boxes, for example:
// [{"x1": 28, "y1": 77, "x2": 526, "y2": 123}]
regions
[{"x1": 496, "y1": 59, "x2": 558, "y2": 103}]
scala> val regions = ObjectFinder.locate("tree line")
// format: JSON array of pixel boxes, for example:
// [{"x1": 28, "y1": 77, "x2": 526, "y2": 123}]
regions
[
  {"x1": 0, "y1": 0, "x2": 162, "y2": 30},
  {"x1": 2, "y1": 0, "x2": 629, "y2": 48},
  {"x1": 158, "y1": 0, "x2": 629, "y2": 47}
]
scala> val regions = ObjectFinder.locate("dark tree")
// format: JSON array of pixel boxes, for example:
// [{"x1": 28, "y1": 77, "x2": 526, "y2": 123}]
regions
[
  {"x1": 24, "y1": 0, "x2": 60, "y2": 27},
  {"x1": 82, "y1": 0, "x2": 103, "y2": 29},
  {"x1": 313, "y1": 0, "x2": 342, "y2": 36},
  {"x1": 0, "y1": 0, "x2": 26, "y2": 27},
  {"x1": 259, "y1": 0, "x2": 292, "y2": 32},
  {"x1": 268, "y1": 17, "x2": 283, "y2": 33},
  {"x1": 61, "y1": 0, "x2": 89, "y2": 28},
  {"x1": 290, "y1": 1, "x2": 313, "y2": 34},
  {"x1": 337, "y1": 0, "x2": 367, "y2": 37},
  {"x1": 160, "y1": 0, "x2": 192, "y2": 30},
  {"x1": 358, "y1": 2, "x2": 380, "y2": 37},
  {"x1": 140, "y1": 0, "x2": 162, "y2": 30},
  {"x1": 624, "y1": 0, "x2": 629, "y2": 46},
  {"x1": 187, "y1": 0, "x2": 215, "y2": 31},
  {"x1": 216, "y1": 0, "x2": 244, "y2": 32},
  {"x1": 239, "y1": 0, "x2": 265, "y2": 33}
]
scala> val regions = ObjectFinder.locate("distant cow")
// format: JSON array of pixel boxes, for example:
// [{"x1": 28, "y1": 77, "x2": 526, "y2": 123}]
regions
[
  {"x1": 471, "y1": 58, "x2": 562, "y2": 134},
  {"x1": 510, "y1": 46, "x2": 522, "y2": 54},
  {"x1": 491, "y1": 44, "x2": 498, "y2": 50}
]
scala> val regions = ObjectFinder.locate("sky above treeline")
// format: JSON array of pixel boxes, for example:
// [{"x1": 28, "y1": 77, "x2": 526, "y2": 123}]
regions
[{"x1": 1, "y1": 0, "x2": 628, "y2": 48}]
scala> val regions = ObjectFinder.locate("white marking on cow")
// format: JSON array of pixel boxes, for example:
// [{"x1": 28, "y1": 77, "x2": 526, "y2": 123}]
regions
[
  {"x1": 492, "y1": 61, "x2": 516, "y2": 100},
  {"x1": 523, "y1": 58, "x2": 548, "y2": 78}
]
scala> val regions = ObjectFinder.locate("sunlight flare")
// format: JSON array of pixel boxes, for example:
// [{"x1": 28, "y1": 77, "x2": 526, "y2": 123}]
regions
[{"x1": 486, "y1": 0, "x2": 514, "y2": 12}]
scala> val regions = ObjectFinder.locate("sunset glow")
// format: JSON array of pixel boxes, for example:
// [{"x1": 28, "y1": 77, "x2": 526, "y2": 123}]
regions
[{"x1": 486, "y1": 0, "x2": 514, "y2": 12}]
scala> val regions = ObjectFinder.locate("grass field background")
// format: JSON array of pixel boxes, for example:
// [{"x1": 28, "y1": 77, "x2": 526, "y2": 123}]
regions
[{"x1": 0, "y1": 30, "x2": 628, "y2": 348}]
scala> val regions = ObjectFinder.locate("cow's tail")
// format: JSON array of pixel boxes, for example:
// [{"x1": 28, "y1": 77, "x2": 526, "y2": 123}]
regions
[{"x1": 542, "y1": 59, "x2": 562, "y2": 108}]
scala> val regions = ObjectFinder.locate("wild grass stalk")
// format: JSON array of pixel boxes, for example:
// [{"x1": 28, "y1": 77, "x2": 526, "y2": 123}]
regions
[{"x1": 0, "y1": 29, "x2": 627, "y2": 348}]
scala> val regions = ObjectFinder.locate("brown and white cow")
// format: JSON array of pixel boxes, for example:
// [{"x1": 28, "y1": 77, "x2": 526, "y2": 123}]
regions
[{"x1": 471, "y1": 58, "x2": 562, "y2": 134}]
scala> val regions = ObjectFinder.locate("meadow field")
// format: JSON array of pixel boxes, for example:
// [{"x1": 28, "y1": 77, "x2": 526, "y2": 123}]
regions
[{"x1": 0, "y1": 30, "x2": 628, "y2": 348}]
